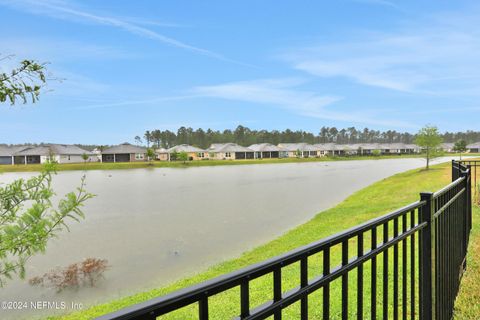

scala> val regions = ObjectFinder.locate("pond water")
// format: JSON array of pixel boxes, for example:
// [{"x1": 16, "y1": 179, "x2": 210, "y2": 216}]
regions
[{"x1": 0, "y1": 157, "x2": 460, "y2": 319}]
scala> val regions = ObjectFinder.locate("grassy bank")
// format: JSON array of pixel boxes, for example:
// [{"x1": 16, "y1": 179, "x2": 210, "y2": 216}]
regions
[
  {"x1": 453, "y1": 186, "x2": 480, "y2": 317},
  {"x1": 0, "y1": 154, "x2": 438, "y2": 173},
  {"x1": 44, "y1": 161, "x2": 480, "y2": 319}
]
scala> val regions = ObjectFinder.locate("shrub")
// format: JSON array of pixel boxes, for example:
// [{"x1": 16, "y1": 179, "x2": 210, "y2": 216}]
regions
[{"x1": 29, "y1": 258, "x2": 109, "y2": 292}]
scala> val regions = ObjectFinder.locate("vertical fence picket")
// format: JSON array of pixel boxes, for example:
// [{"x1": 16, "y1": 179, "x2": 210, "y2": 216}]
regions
[
  {"x1": 240, "y1": 280, "x2": 250, "y2": 318},
  {"x1": 410, "y1": 209, "x2": 416, "y2": 319},
  {"x1": 402, "y1": 213, "x2": 407, "y2": 320},
  {"x1": 273, "y1": 267, "x2": 282, "y2": 320},
  {"x1": 371, "y1": 227, "x2": 377, "y2": 320},
  {"x1": 323, "y1": 247, "x2": 330, "y2": 320},
  {"x1": 393, "y1": 217, "x2": 399, "y2": 320},
  {"x1": 357, "y1": 233, "x2": 364, "y2": 320},
  {"x1": 342, "y1": 240, "x2": 349, "y2": 320},
  {"x1": 382, "y1": 222, "x2": 389, "y2": 320},
  {"x1": 419, "y1": 192, "x2": 434, "y2": 320},
  {"x1": 300, "y1": 256, "x2": 308, "y2": 320},
  {"x1": 199, "y1": 296, "x2": 208, "y2": 320}
]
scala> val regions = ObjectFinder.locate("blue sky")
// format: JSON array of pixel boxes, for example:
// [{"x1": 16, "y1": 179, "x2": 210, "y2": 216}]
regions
[{"x1": 0, "y1": 0, "x2": 479, "y2": 144}]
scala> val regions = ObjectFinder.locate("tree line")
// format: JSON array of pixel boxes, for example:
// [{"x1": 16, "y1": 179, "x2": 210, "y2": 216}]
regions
[{"x1": 137, "y1": 126, "x2": 480, "y2": 149}]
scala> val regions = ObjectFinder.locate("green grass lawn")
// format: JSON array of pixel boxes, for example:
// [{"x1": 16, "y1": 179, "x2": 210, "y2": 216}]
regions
[
  {"x1": 0, "y1": 153, "x2": 457, "y2": 174},
  {"x1": 453, "y1": 181, "x2": 480, "y2": 318},
  {"x1": 43, "y1": 161, "x2": 480, "y2": 319}
]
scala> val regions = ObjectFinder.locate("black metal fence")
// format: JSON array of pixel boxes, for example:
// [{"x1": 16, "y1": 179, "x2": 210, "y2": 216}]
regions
[
  {"x1": 455, "y1": 159, "x2": 479, "y2": 204},
  {"x1": 99, "y1": 161, "x2": 475, "y2": 320}
]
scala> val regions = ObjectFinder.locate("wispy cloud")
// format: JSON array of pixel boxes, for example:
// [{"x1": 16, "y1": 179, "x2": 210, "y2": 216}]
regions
[
  {"x1": 0, "y1": 37, "x2": 134, "y2": 62},
  {"x1": 282, "y1": 9, "x2": 480, "y2": 94},
  {"x1": 121, "y1": 16, "x2": 191, "y2": 28},
  {"x1": 191, "y1": 78, "x2": 412, "y2": 127},
  {"x1": 351, "y1": 0, "x2": 399, "y2": 9},
  {"x1": 0, "y1": 0, "x2": 247, "y2": 65},
  {"x1": 73, "y1": 95, "x2": 201, "y2": 110}
]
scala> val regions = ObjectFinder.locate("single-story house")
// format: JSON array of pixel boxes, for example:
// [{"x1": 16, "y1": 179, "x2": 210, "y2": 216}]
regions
[
  {"x1": 248, "y1": 143, "x2": 285, "y2": 159},
  {"x1": 339, "y1": 144, "x2": 360, "y2": 155},
  {"x1": 0, "y1": 146, "x2": 30, "y2": 165},
  {"x1": 0, "y1": 146, "x2": 12, "y2": 165},
  {"x1": 311, "y1": 143, "x2": 421, "y2": 156},
  {"x1": 357, "y1": 143, "x2": 385, "y2": 155},
  {"x1": 467, "y1": 142, "x2": 480, "y2": 153},
  {"x1": 12, "y1": 144, "x2": 96, "y2": 164},
  {"x1": 102, "y1": 143, "x2": 147, "y2": 162},
  {"x1": 404, "y1": 144, "x2": 422, "y2": 153},
  {"x1": 277, "y1": 143, "x2": 318, "y2": 158},
  {"x1": 440, "y1": 143, "x2": 455, "y2": 153},
  {"x1": 167, "y1": 144, "x2": 208, "y2": 161},
  {"x1": 358, "y1": 143, "x2": 420, "y2": 154},
  {"x1": 208, "y1": 143, "x2": 254, "y2": 160},
  {"x1": 313, "y1": 143, "x2": 337, "y2": 156},
  {"x1": 377, "y1": 143, "x2": 408, "y2": 154},
  {"x1": 155, "y1": 148, "x2": 170, "y2": 161}
]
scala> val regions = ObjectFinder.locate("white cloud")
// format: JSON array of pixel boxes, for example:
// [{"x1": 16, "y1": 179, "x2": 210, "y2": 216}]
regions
[
  {"x1": 351, "y1": 0, "x2": 399, "y2": 9},
  {"x1": 0, "y1": 38, "x2": 134, "y2": 63},
  {"x1": 282, "y1": 10, "x2": 480, "y2": 94},
  {"x1": 0, "y1": 0, "x2": 246, "y2": 65},
  {"x1": 73, "y1": 95, "x2": 201, "y2": 110},
  {"x1": 191, "y1": 78, "x2": 412, "y2": 127}
]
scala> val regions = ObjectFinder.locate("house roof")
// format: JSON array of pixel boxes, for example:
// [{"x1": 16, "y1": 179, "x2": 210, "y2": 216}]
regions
[
  {"x1": 467, "y1": 142, "x2": 480, "y2": 148},
  {"x1": 248, "y1": 143, "x2": 282, "y2": 152},
  {"x1": 155, "y1": 148, "x2": 169, "y2": 153},
  {"x1": 311, "y1": 143, "x2": 421, "y2": 151},
  {"x1": 0, "y1": 145, "x2": 30, "y2": 156},
  {"x1": 14, "y1": 144, "x2": 93, "y2": 156},
  {"x1": 277, "y1": 143, "x2": 317, "y2": 152},
  {"x1": 312, "y1": 143, "x2": 337, "y2": 151},
  {"x1": 208, "y1": 143, "x2": 253, "y2": 153},
  {"x1": 102, "y1": 143, "x2": 147, "y2": 154},
  {"x1": 167, "y1": 144, "x2": 206, "y2": 153},
  {"x1": 441, "y1": 143, "x2": 455, "y2": 149},
  {"x1": 377, "y1": 143, "x2": 409, "y2": 149}
]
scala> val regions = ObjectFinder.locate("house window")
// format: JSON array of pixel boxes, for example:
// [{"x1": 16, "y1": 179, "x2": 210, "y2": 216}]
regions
[
  {"x1": 197, "y1": 152, "x2": 205, "y2": 158},
  {"x1": 135, "y1": 153, "x2": 144, "y2": 160},
  {"x1": 225, "y1": 152, "x2": 231, "y2": 157}
]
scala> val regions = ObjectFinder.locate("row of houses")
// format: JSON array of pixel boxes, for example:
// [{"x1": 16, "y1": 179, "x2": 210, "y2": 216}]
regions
[
  {"x1": 1, "y1": 142, "x2": 479, "y2": 165},
  {"x1": 0, "y1": 144, "x2": 99, "y2": 165}
]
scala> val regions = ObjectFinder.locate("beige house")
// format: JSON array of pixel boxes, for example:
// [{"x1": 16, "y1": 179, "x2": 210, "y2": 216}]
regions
[
  {"x1": 277, "y1": 143, "x2": 319, "y2": 158},
  {"x1": 248, "y1": 143, "x2": 285, "y2": 159},
  {"x1": 207, "y1": 143, "x2": 254, "y2": 160},
  {"x1": 167, "y1": 144, "x2": 208, "y2": 160},
  {"x1": 155, "y1": 148, "x2": 170, "y2": 161}
]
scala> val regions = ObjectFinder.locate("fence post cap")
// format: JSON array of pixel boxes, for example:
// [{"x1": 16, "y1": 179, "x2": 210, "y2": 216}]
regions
[{"x1": 420, "y1": 192, "x2": 434, "y2": 198}]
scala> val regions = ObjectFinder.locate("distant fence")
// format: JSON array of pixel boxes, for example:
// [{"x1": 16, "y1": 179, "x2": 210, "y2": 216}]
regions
[
  {"x1": 99, "y1": 161, "x2": 474, "y2": 320},
  {"x1": 455, "y1": 159, "x2": 479, "y2": 204}
]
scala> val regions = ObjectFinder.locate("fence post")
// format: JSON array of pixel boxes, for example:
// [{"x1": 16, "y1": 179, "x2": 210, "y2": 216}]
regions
[
  {"x1": 419, "y1": 192, "x2": 435, "y2": 320},
  {"x1": 463, "y1": 166, "x2": 472, "y2": 237},
  {"x1": 452, "y1": 160, "x2": 455, "y2": 181},
  {"x1": 467, "y1": 166, "x2": 472, "y2": 233},
  {"x1": 459, "y1": 168, "x2": 469, "y2": 273}
]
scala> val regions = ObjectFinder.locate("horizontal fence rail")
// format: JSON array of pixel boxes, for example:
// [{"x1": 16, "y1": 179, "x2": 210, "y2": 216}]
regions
[{"x1": 98, "y1": 161, "x2": 475, "y2": 320}]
